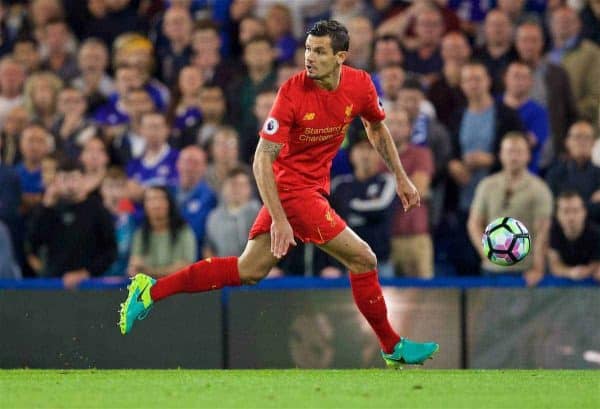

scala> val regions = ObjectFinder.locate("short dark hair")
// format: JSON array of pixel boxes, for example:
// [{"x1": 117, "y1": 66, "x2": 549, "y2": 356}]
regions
[
  {"x1": 225, "y1": 166, "x2": 250, "y2": 181},
  {"x1": 307, "y1": 20, "x2": 349, "y2": 54},
  {"x1": 400, "y1": 77, "x2": 425, "y2": 93},
  {"x1": 57, "y1": 158, "x2": 84, "y2": 173},
  {"x1": 374, "y1": 35, "x2": 402, "y2": 51},
  {"x1": 501, "y1": 131, "x2": 530, "y2": 146},
  {"x1": 245, "y1": 35, "x2": 273, "y2": 48},
  {"x1": 557, "y1": 190, "x2": 583, "y2": 203}
]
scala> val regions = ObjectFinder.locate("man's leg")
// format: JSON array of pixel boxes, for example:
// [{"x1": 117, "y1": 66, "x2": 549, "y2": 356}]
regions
[
  {"x1": 151, "y1": 233, "x2": 278, "y2": 300},
  {"x1": 317, "y1": 227, "x2": 400, "y2": 354},
  {"x1": 119, "y1": 234, "x2": 278, "y2": 334},
  {"x1": 318, "y1": 227, "x2": 439, "y2": 365}
]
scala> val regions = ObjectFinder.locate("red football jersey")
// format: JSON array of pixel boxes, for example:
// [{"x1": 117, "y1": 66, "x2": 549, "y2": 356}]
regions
[{"x1": 259, "y1": 65, "x2": 385, "y2": 194}]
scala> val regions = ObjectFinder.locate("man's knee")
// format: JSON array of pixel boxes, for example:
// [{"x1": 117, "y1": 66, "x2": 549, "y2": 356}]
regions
[
  {"x1": 237, "y1": 256, "x2": 273, "y2": 285},
  {"x1": 348, "y1": 243, "x2": 377, "y2": 273}
]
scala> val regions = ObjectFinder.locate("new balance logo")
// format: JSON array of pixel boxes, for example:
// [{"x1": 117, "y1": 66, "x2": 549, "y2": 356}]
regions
[{"x1": 303, "y1": 112, "x2": 316, "y2": 120}]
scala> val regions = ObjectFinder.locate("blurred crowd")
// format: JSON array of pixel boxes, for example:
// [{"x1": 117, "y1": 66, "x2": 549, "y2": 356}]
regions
[{"x1": 0, "y1": 0, "x2": 598, "y2": 288}]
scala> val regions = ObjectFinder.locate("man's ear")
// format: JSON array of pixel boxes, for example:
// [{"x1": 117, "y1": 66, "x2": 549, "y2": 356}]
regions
[{"x1": 336, "y1": 51, "x2": 348, "y2": 65}]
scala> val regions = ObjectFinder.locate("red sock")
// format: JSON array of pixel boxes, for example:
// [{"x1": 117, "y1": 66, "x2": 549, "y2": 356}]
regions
[
  {"x1": 349, "y1": 270, "x2": 400, "y2": 354},
  {"x1": 150, "y1": 257, "x2": 241, "y2": 302}
]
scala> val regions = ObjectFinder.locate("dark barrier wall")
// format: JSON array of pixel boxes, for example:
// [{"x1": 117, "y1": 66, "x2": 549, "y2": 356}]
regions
[
  {"x1": 0, "y1": 291, "x2": 222, "y2": 369},
  {"x1": 228, "y1": 288, "x2": 461, "y2": 369},
  {"x1": 467, "y1": 288, "x2": 600, "y2": 369}
]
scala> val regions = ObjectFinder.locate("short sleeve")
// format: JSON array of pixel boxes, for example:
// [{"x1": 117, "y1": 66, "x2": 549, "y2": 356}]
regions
[
  {"x1": 533, "y1": 180, "x2": 554, "y2": 221},
  {"x1": 415, "y1": 147, "x2": 434, "y2": 177},
  {"x1": 360, "y1": 72, "x2": 386, "y2": 123},
  {"x1": 258, "y1": 81, "x2": 295, "y2": 144},
  {"x1": 470, "y1": 178, "x2": 489, "y2": 217}
]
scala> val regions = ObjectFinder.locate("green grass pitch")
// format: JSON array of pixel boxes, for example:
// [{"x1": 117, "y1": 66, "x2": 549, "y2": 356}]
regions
[{"x1": 1, "y1": 369, "x2": 599, "y2": 408}]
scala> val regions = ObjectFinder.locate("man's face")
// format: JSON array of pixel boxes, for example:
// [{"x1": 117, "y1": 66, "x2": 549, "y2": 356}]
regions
[
  {"x1": 373, "y1": 39, "x2": 403, "y2": 71},
  {"x1": 80, "y1": 138, "x2": 108, "y2": 172},
  {"x1": 140, "y1": 115, "x2": 168, "y2": 146},
  {"x1": 45, "y1": 22, "x2": 68, "y2": 53},
  {"x1": 386, "y1": 108, "x2": 412, "y2": 145},
  {"x1": 115, "y1": 68, "x2": 141, "y2": 96},
  {"x1": 484, "y1": 11, "x2": 512, "y2": 46},
  {"x1": 222, "y1": 174, "x2": 251, "y2": 207},
  {"x1": 516, "y1": 25, "x2": 543, "y2": 63},
  {"x1": 460, "y1": 65, "x2": 490, "y2": 100},
  {"x1": 557, "y1": 196, "x2": 587, "y2": 236},
  {"x1": 500, "y1": 137, "x2": 530, "y2": 172},
  {"x1": 58, "y1": 89, "x2": 87, "y2": 116},
  {"x1": 176, "y1": 148, "x2": 207, "y2": 189},
  {"x1": 305, "y1": 35, "x2": 343, "y2": 80},
  {"x1": 239, "y1": 17, "x2": 265, "y2": 46},
  {"x1": 125, "y1": 90, "x2": 154, "y2": 119},
  {"x1": 211, "y1": 132, "x2": 238, "y2": 164},
  {"x1": 13, "y1": 42, "x2": 40, "y2": 73},
  {"x1": 20, "y1": 127, "x2": 50, "y2": 162},
  {"x1": 78, "y1": 43, "x2": 108, "y2": 73},
  {"x1": 350, "y1": 140, "x2": 378, "y2": 176},
  {"x1": 243, "y1": 40, "x2": 274, "y2": 72},
  {"x1": 199, "y1": 87, "x2": 225, "y2": 120},
  {"x1": 415, "y1": 9, "x2": 443, "y2": 46},
  {"x1": 550, "y1": 8, "x2": 579, "y2": 42},
  {"x1": 441, "y1": 33, "x2": 471, "y2": 64},
  {"x1": 57, "y1": 170, "x2": 84, "y2": 200},
  {"x1": 565, "y1": 123, "x2": 595, "y2": 161},
  {"x1": 348, "y1": 17, "x2": 373, "y2": 50},
  {"x1": 163, "y1": 7, "x2": 192, "y2": 43},
  {"x1": 504, "y1": 63, "x2": 533, "y2": 99},
  {"x1": 192, "y1": 28, "x2": 221, "y2": 54},
  {"x1": 3, "y1": 107, "x2": 28, "y2": 136},
  {"x1": 397, "y1": 88, "x2": 422, "y2": 121},
  {"x1": 0, "y1": 61, "x2": 25, "y2": 93},
  {"x1": 379, "y1": 66, "x2": 405, "y2": 99}
]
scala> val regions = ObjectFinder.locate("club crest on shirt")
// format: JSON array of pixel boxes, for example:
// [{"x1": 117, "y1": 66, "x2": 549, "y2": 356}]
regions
[
  {"x1": 263, "y1": 117, "x2": 279, "y2": 135},
  {"x1": 345, "y1": 104, "x2": 353, "y2": 118},
  {"x1": 303, "y1": 112, "x2": 316, "y2": 121}
]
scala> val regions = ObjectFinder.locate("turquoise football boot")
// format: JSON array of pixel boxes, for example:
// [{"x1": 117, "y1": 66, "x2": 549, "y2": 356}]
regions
[
  {"x1": 119, "y1": 274, "x2": 156, "y2": 335},
  {"x1": 381, "y1": 337, "x2": 439, "y2": 368}
]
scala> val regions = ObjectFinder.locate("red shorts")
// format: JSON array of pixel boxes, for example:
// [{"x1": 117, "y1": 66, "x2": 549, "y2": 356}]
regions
[{"x1": 248, "y1": 189, "x2": 347, "y2": 244}]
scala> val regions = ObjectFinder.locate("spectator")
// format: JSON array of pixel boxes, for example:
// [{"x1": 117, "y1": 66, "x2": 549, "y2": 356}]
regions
[
  {"x1": 167, "y1": 66, "x2": 203, "y2": 147},
  {"x1": 548, "y1": 190, "x2": 600, "y2": 281},
  {"x1": 265, "y1": 3, "x2": 297, "y2": 64},
  {"x1": 397, "y1": 79, "x2": 452, "y2": 229},
  {"x1": 93, "y1": 65, "x2": 140, "y2": 127},
  {"x1": 468, "y1": 132, "x2": 552, "y2": 286},
  {"x1": 0, "y1": 134, "x2": 21, "y2": 270},
  {"x1": 80, "y1": 136, "x2": 109, "y2": 197},
  {"x1": 0, "y1": 220, "x2": 21, "y2": 279},
  {"x1": 128, "y1": 185, "x2": 197, "y2": 277},
  {"x1": 447, "y1": 62, "x2": 524, "y2": 275},
  {"x1": 156, "y1": 6, "x2": 193, "y2": 86},
  {"x1": 403, "y1": 5, "x2": 445, "y2": 87},
  {"x1": 29, "y1": 0, "x2": 65, "y2": 43},
  {"x1": 81, "y1": 0, "x2": 147, "y2": 47},
  {"x1": 15, "y1": 124, "x2": 53, "y2": 213},
  {"x1": 195, "y1": 85, "x2": 229, "y2": 147},
  {"x1": 496, "y1": 0, "x2": 541, "y2": 25},
  {"x1": 112, "y1": 33, "x2": 170, "y2": 111},
  {"x1": 515, "y1": 21, "x2": 578, "y2": 161},
  {"x1": 545, "y1": 121, "x2": 600, "y2": 223},
  {"x1": 191, "y1": 19, "x2": 221, "y2": 56},
  {"x1": 378, "y1": 63, "x2": 406, "y2": 113},
  {"x1": 0, "y1": 106, "x2": 28, "y2": 166},
  {"x1": 205, "y1": 126, "x2": 249, "y2": 193},
  {"x1": 427, "y1": 31, "x2": 469, "y2": 128},
  {"x1": 229, "y1": 36, "x2": 277, "y2": 138},
  {"x1": 549, "y1": 6, "x2": 600, "y2": 124},
  {"x1": 581, "y1": 0, "x2": 600, "y2": 45},
  {"x1": 23, "y1": 71, "x2": 63, "y2": 129},
  {"x1": 40, "y1": 152, "x2": 59, "y2": 191},
  {"x1": 330, "y1": 133, "x2": 397, "y2": 278},
  {"x1": 11, "y1": 37, "x2": 42, "y2": 74},
  {"x1": 386, "y1": 107, "x2": 434, "y2": 278},
  {"x1": 330, "y1": 0, "x2": 379, "y2": 29},
  {"x1": 39, "y1": 18, "x2": 78, "y2": 82},
  {"x1": 72, "y1": 38, "x2": 115, "y2": 114},
  {"x1": 204, "y1": 166, "x2": 260, "y2": 258},
  {"x1": 51, "y1": 86, "x2": 96, "y2": 160},
  {"x1": 27, "y1": 159, "x2": 116, "y2": 288},
  {"x1": 502, "y1": 61, "x2": 550, "y2": 174},
  {"x1": 372, "y1": 35, "x2": 404, "y2": 74},
  {"x1": 127, "y1": 112, "x2": 179, "y2": 201},
  {"x1": 175, "y1": 146, "x2": 217, "y2": 256},
  {"x1": 346, "y1": 15, "x2": 374, "y2": 71},
  {"x1": 240, "y1": 88, "x2": 276, "y2": 164},
  {"x1": 236, "y1": 15, "x2": 267, "y2": 54},
  {"x1": 0, "y1": 57, "x2": 25, "y2": 128},
  {"x1": 472, "y1": 10, "x2": 517, "y2": 94},
  {"x1": 101, "y1": 166, "x2": 136, "y2": 276}
]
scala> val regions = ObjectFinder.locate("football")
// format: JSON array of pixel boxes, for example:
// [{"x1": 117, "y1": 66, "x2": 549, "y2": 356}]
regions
[{"x1": 482, "y1": 217, "x2": 531, "y2": 266}]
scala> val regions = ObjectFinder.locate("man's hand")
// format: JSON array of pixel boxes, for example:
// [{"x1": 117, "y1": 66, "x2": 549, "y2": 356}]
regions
[
  {"x1": 463, "y1": 151, "x2": 495, "y2": 170},
  {"x1": 396, "y1": 177, "x2": 420, "y2": 212},
  {"x1": 270, "y1": 219, "x2": 296, "y2": 259},
  {"x1": 567, "y1": 265, "x2": 592, "y2": 280},
  {"x1": 62, "y1": 269, "x2": 90, "y2": 290},
  {"x1": 524, "y1": 268, "x2": 544, "y2": 287}
]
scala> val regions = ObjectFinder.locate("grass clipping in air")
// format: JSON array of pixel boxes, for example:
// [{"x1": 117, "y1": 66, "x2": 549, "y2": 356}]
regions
[{"x1": 1, "y1": 369, "x2": 599, "y2": 408}]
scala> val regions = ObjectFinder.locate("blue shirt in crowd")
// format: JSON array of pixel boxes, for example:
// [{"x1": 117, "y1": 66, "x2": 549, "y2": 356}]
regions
[
  {"x1": 176, "y1": 180, "x2": 217, "y2": 257},
  {"x1": 14, "y1": 163, "x2": 43, "y2": 194}
]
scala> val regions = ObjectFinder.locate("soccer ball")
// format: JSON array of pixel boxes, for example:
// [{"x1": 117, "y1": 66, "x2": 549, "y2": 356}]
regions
[{"x1": 482, "y1": 217, "x2": 531, "y2": 266}]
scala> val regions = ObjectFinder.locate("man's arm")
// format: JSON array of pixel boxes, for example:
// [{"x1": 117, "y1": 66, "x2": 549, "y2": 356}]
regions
[
  {"x1": 253, "y1": 138, "x2": 296, "y2": 258},
  {"x1": 548, "y1": 249, "x2": 597, "y2": 280},
  {"x1": 361, "y1": 119, "x2": 420, "y2": 211},
  {"x1": 467, "y1": 210, "x2": 487, "y2": 261},
  {"x1": 524, "y1": 217, "x2": 551, "y2": 286}
]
